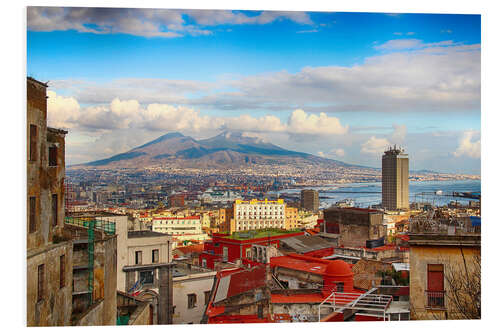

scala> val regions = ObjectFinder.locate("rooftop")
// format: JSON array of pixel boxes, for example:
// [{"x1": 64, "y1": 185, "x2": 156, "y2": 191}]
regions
[
  {"x1": 225, "y1": 228, "x2": 302, "y2": 240},
  {"x1": 128, "y1": 230, "x2": 169, "y2": 238}
]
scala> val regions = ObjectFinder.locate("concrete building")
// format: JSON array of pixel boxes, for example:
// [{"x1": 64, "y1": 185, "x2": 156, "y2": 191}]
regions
[
  {"x1": 115, "y1": 215, "x2": 175, "y2": 324},
  {"x1": 300, "y1": 189, "x2": 319, "y2": 213},
  {"x1": 151, "y1": 216, "x2": 209, "y2": 242},
  {"x1": 64, "y1": 213, "x2": 118, "y2": 326},
  {"x1": 232, "y1": 199, "x2": 286, "y2": 233},
  {"x1": 199, "y1": 230, "x2": 303, "y2": 270},
  {"x1": 323, "y1": 207, "x2": 386, "y2": 248},
  {"x1": 172, "y1": 263, "x2": 217, "y2": 324},
  {"x1": 27, "y1": 77, "x2": 73, "y2": 326},
  {"x1": 409, "y1": 227, "x2": 480, "y2": 320},
  {"x1": 382, "y1": 146, "x2": 409, "y2": 210}
]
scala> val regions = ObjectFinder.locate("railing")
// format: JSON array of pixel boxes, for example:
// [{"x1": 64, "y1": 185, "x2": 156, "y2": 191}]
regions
[
  {"x1": 65, "y1": 216, "x2": 116, "y2": 235},
  {"x1": 425, "y1": 290, "x2": 446, "y2": 310}
]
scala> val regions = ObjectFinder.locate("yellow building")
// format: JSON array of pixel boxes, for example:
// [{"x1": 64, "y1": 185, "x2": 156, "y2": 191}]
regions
[
  {"x1": 409, "y1": 232, "x2": 480, "y2": 320},
  {"x1": 285, "y1": 206, "x2": 299, "y2": 229}
]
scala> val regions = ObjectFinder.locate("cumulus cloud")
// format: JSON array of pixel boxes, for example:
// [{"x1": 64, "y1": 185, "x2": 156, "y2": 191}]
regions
[
  {"x1": 27, "y1": 7, "x2": 312, "y2": 38},
  {"x1": 361, "y1": 136, "x2": 391, "y2": 155},
  {"x1": 453, "y1": 131, "x2": 480, "y2": 158},
  {"x1": 287, "y1": 109, "x2": 348, "y2": 135},
  {"x1": 331, "y1": 148, "x2": 345, "y2": 157},
  {"x1": 47, "y1": 93, "x2": 348, "y2": 138}
]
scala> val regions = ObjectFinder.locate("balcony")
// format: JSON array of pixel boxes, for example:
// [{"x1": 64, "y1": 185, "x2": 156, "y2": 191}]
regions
[{"x1": 425, "y1": 290, "x2": 446, "y2": 310}]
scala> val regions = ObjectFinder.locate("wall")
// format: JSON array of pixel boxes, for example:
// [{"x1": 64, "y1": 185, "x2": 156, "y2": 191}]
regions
[
  {"x1": 172, "y1": 272, "x2": 216, "y2": 324},
  {"x1": 27, "y1": 242, "x2": 73, "y2": 326},
  {"x1": 129, "y1": 303, "x2": 152, "y2": 325},
  {"x1": 73, "y1": 299, "x2": 104, "y2": 326},
  {"x1": 410, "y1": 243, "x2": 480, "y2": 320},
  {"x1": 95, "y1": 235, "x2": 117, "y2": 325}
]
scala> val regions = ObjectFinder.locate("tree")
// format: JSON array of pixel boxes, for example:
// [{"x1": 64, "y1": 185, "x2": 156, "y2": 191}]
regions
[{"x1": 443, "y1": 249, "x2": 481, "y2": 319}]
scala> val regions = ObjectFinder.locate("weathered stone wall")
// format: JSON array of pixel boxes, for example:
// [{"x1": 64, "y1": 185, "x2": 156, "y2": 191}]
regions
[
  {"x1": 94, "y1": 235, "x2": 117, "y2": 325},
  {"x1": 27, "y1": 242, "x2": 73, "y2": 326},
  {"x1": 129, "y1": 303, "x2": 151, "y2": 325},
  {"x1": 73, "y1": 299, "x2": 104, "y2": 326}
]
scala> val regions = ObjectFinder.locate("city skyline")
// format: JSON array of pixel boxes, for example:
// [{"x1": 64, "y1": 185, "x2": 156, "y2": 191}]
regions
[{"x1": 27, "y1": 7, "x2": 481, "y2": 174}]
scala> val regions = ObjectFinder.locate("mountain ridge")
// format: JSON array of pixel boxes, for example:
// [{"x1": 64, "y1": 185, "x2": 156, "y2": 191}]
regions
[{"x1": 72, "y1": 130, "x2": 357, "y2": 170}]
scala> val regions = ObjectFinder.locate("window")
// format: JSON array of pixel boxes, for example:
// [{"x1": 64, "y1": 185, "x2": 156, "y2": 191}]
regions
[
  {"x1": 152, "y1": 249, "x2": 159, "y2": 263},
  {"x1": 204, "y1": 291, "x2": 211, "y2": 305},
  {"x1": 336, "y1": 282, "x2": 344, "y2": 292},
  {"x1": 135, "y1": 251, "x2": 142, "y2": 265},
  {"x1": 245, "y1": 248, "x2": 251, "y2": 258},
  {"x1": 37, "y1": 264, "x2": 44, "y2": 302},
  {"x1": 49, "y1": 146, "x2": 58, "y2": 166},
  {"x1": 188, "y1": 293, "x2": 197, "y2": 309},
  {"x1": 29, "y1": 196, "x2": 36, "y2": 233},
  {"x1": 29, "y1": 124, "x2": 37, "y2": 161},
  {"x1": 201, "y1": 258, "x2": 207, "y2": 268},
  {"x1": 139, "y1": 270, "x2": 154, "y2": 284},
  {"x1": 60, "y1": 255, "x2": 65, "y2": 289},
  {"x1": 52, "y1": 194, "x2": 58, "y2": 227},
  {"x1": 427, "y1": 264, "x2": 445, "y2": 309}
]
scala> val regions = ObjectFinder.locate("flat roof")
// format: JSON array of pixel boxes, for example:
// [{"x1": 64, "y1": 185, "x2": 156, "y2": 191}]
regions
[{"x1": 128, "y1": 230, "x2": 170, "y2": 238}]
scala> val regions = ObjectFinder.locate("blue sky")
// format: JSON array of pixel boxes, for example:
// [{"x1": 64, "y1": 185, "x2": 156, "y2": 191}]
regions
[{"x1": 27, "y1": 7, "x2": 481, "y2": 174}]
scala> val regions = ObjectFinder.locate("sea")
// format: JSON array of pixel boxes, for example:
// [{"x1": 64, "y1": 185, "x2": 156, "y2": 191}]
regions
[{"x1": 270, "y1": 180, "x2": 481, "y2": 209}]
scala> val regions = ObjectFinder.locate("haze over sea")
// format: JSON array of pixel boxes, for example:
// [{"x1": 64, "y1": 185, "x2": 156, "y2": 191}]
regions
[{"x1": 273, "y1": 180, "x2": 481, "y2": 209}]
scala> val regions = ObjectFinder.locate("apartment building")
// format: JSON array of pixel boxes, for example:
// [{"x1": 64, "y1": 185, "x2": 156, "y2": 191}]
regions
[
  {"x1": 27, "y1": 77, "x2": 72, "y2": 326},
  {"x1": 151, "y1": 216, "x2": 209, "y2": 242},
  {"x1": 232, "y1": 199, "x2": 286, "y2": 233}
]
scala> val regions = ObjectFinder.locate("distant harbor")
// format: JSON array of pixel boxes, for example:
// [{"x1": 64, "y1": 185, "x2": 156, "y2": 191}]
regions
[{"x1": 270, "y1": 179, "x2": 481, "y2": 208}]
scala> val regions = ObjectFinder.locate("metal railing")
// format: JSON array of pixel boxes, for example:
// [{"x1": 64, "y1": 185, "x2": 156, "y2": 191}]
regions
[
  {"x1": 65, "y1": 216, "x2": 116, "y2": 235},
  {"x1": 426, "y1": 290, "x2": 446, "y2": 310}
]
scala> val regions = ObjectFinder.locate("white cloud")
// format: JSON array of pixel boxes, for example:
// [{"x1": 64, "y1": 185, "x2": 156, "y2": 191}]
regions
[
  {"x1": 46, "y1": 91, "x2": 80, "y2": 129},
  {"x1": 331, "y1": 148, "x2": 345, "y2": 157},
  {"x1": 287, "y1": 109, "x2": 348, "y2": 135},
  {"x1": 361, "y1": 136, "x2": 391, "y2": 155},
  {"x1": 47, "y1": 94, "x2": 348, "y2": 138},
  {"x1": 453, "y1": 131, "x2": 480, "y2": 159}
]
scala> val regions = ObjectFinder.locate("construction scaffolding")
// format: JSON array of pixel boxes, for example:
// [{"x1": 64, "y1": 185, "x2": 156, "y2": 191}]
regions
[
  {"x1": 65, "y1": 216, "x2": 116, "y2": 235},
  {"x1": 318, "y1": 288, "x2": 393, "y2": 321}
]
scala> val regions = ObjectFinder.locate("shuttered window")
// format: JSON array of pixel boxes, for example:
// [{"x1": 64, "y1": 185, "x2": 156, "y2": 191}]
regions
[
  {"x1": 49, "y1": 146, "x2": 58, "y2": 166},
  {"x1": 52, "y1": 194, "x2": 58, "y2": 227},
  {"x1": 60, "y1": 255, "x2": 65, "y2": 289},
  {"x1": 37, "y1": 264, "x2": 44, "y2": 301},
  {"x1": 427, "y1": 264, "x2": 444, "y2": 291},
  {"x1": 29, "y1": 196, "x2": 36, "y2": 233},
  {"x1": 30, "y1": 125, "x2": 37, "y2": 161}
]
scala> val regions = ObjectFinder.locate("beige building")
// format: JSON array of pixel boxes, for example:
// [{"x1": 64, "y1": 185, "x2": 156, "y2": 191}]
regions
[
  {"x1": 172, "y1": 263, "x2": 217, "y2": 324},
  {"x1": 382, "y1": 146, "x2": 409, "y2": 210},
  {"x1": 232, "y1": 199, "x2": 286, "y2": 232},
  {"x1": 409, "y1": 231, "x2": 480, "y2": 320},
  {"x1": 27, "y1": 77, "x2": 73, "y2": 326},
  {"x1": 151, "y1": 216, "x2": 209, "y2": 242}
]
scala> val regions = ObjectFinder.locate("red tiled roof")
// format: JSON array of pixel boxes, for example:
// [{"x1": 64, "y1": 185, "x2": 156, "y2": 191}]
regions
[
  {"x1": 153, "y1": 216, "x2": 200, "y2": 220},
  {"x1": 175, "y1": 244, "x2": 204, "y2": 254},
  {"x1": 271, "y1": 253, "x2": 352, "y2": 277}
]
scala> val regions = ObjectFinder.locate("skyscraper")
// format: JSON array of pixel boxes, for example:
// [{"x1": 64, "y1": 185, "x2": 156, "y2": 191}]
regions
[
  {"x1": 300, "y1": 189, "x2": 319, "y2": 212},
  {"x1": 382, "y1": 146, "x2": 409, "y2": 210}
]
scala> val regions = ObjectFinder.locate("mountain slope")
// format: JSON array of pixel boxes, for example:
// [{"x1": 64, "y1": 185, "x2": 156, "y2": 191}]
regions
[{"x1": 74, "y1": 130, "x2": 355, "y2": 169}]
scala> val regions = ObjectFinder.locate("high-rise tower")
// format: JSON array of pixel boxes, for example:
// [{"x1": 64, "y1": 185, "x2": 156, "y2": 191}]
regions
[{"x1": 382, "y1": 146, "x2": 409, "y2": 210}]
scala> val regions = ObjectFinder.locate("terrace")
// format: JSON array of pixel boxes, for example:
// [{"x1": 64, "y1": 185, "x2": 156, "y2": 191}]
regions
[{"x1": 226, "y1": 228, "x2": 302, "y2": 240}]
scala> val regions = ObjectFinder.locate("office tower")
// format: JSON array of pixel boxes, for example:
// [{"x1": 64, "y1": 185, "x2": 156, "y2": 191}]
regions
[
  {"x1": 300, "y1": 189, "x2": 319, "y2": 212},
  {"x1": 382, "y1": 146, "x2": 409, "y2": 210}
]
